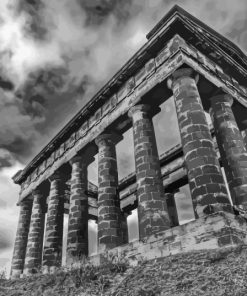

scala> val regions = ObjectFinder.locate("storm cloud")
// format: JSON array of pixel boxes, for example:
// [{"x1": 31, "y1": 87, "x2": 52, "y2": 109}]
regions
[{"x1": 0, "y1": 0, "x2": 246, "y2": 170}]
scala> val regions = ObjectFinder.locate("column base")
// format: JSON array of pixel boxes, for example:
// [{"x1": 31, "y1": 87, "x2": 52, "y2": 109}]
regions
[
  {"x1": 42, "y1": 265, "x2": 58, "y2": 274},
  {"x1": 10, "y1": 269, "x2": 23, "y2": 279},
  {"x1": 23, "y1": 268, "x2": 41, "y2": 277},
  {"x1": 66, "y1": 253, "x2": 88, "y2": 267},
  {"x1": 198, "y1": 203, "x2": 234, "y2": 217}
]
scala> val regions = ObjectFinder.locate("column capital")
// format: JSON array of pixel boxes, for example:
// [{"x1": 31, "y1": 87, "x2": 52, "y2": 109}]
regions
[
  {"x1": 128, "y1": 104, "x2": 151, "y2": 118},
  {"x1": 69, "y1": 154, "x2": 94, "y2": 166},
  {"x1": 167, "y1": 68, "x2": 199, "y2": 89},
  {"x1": 19, "y1": 198, "x2": 32, "y2": 207},
  {"x1": 48, "y1": 170, "x2": 66, "y2": 182},
  {"x1": 69, "y1": 155, "x2": 83, "y2": 165},
  {"x1": 32, "y1": 188, "x2": 43, "y2": 197},
  {"x1": 210, "y1": 93, "x2": 233, "y2": 107},
  {"x1": 95, "y1": 133, "x2": 122, "y2": 148},
  {"x1": 128, "y1": 104, "x2": 161, "y2": 119}
]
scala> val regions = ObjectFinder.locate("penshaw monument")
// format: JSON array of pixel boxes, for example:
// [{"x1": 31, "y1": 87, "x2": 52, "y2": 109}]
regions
[{"x1": 10, "y1": 5, "x2": 247, "y2": 279}]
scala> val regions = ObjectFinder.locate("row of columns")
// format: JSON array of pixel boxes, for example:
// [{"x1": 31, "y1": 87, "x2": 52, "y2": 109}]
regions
[
  {"x1": 169, "y1": 69, "x2": 231, "y2": 217},
  {"x1": 168, "y1": 68, "x2": 247, "y2": 213},
  {"x1": 11, "y1": 67, "x2": 247, "y2": 278}
]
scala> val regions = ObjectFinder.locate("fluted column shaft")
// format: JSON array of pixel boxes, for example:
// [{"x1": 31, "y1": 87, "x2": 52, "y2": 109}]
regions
[
  {"x1": 23, "y1": 189, "x2": 45, "y2": 275},
  {"x1": 10, "y1": 199, "x2": 32, "y2": 279},
  {"x1": 95, "y1": 134, "x2": 123, "y2": 252},
  {"x1": 168, "y1": 68, "x2": 230, "y2": 217},
  {"x1": 210, "y1": 94, "x2": 247, "y2": 208},
  {"x1": 128, "y1": 104, "x2": 170, "y2": 239},
  {"x1": 66, "y1": 156, "x2": 89, "y2": 265},
  {"x1": 42, "y1": 171, "x2": 65, "y2": 272}
]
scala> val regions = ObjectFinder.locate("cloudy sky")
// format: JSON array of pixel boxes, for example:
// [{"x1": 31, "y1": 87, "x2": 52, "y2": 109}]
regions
[{"x1": 0, "y1": 0, "x2": 247, "y2": 276}]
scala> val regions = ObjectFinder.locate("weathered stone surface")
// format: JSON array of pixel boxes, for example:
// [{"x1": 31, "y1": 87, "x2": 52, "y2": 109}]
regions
[
  {"x1": 10, "y1": 199, "x2": 32, "y2": 279},
  {"x1": 42, "y1": 171, "x2": 66, "y2": 273},
  {"x1": 169, "y1": 68, "x2": 230, "y2": 218},
  {"x1": 66, "y1": 155, "x2": 91, "y2": 265},
  {"x1": 23, "y1": 189, "x2": 45, "y2": 276},
  {"x1": 90, "y1": 211, "x2": 247, "y2": 266},
  {"x1": 128, "y1": 104, "x2": 170, "y2": 239},
  {"x1": 95, "y1": 134, "x2": 125, "y2": 252},
  {"x1": 210, "y1": 94, "x2": 247, "y2": 209}
]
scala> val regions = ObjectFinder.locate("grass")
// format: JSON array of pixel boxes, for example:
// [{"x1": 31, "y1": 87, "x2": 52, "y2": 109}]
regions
[{"x1": 1, "y1": 245, "x2": 247, "y2": 295}]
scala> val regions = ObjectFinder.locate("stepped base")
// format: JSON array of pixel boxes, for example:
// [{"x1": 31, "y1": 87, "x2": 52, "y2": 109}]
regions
[{"x1": 89, "y1": 212, "x2": 247, "y2": 266}]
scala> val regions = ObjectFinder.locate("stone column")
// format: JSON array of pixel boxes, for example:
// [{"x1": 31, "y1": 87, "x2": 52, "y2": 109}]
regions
[
  {"x1": 66, "y1": 155, "x2": 90, "y2": 265},
  {"x1": 95, "y1": 134, "x2": 123, "y2": 252},
  {"x1": 128, "y1": 104, "x2": 170, "y2": 239},
  {"x1": 23, "y1": 189, "x2": 45, "y2": 275},
  {"x1": 209, "y1": 94, "x2": 247, "y2": 209},
  {"x1": 10, "y1": 199, "x2": 32, "y2": 279},
  {"x1": 42, "y1": 171, "x2": 65, "y2": 273},
  {"x1": 168, "y1": 68, "x2": 230, "y2": 218}
]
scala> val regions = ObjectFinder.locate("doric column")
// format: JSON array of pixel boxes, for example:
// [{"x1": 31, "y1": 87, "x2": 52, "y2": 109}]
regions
[
  {"x1": 128, "y1": 104, "x2": 170, "y2": 239},
  {"x1": 10, "y1": 199, "x2": 32, "y2": 279},
  {"x1": 209, "y1": 94, "x2": 247, "y2": 209},
  {"x1": 95, "y1": 133, "x2": 123, "y2": 252},
  {"x1": 168, "y1": 68, "x2": 230, "y2": 217},
  {"x1": 23, "y1": 189, "x2": 45, "y2": 276},
  {"x1": 66, "y1": 155, "x2": 90, "y2": 265},
  {"x1": 42, "y1": 171, "x2": 65, "y2": 273}
]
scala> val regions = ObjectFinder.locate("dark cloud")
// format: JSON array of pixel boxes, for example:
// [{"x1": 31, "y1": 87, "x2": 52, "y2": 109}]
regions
[
  {"x1": 0, "y1": 149, "x2": 15, "y2": 168},
  {"x1": 15, "y1": 0, "x2": 48, "y2": 41},
  {"x1": 0, "y1": 76, "x2": 14, "y2": 91},
  {"x1": 0, "y1": 0, "x2": 247, "y2": 172},
  {"x1": 0, "y1": 88, "x2": 43, "y2": 166},
  {"x1": 77, "y1": 0, "x2": 139, "y2": 26}
]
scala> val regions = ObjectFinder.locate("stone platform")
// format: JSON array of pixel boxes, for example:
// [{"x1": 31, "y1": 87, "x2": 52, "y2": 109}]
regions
[{"x1": 90, "y1": 212, "x2": 247, "y2": 266}]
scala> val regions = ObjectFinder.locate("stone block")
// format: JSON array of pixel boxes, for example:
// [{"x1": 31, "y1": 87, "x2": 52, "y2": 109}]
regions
[
  {"x1": 135, "y1": 67, "x2": 146, "y2": 86},
  {"x1": 155, "y1": 45, "x2": 170, "y2": 67},
  {"x1": 102, "y1": 99, "x2": 112, "y2": 116},
  {"x1": 145, "y1": 58, "x2": 155, "y2": 77}
]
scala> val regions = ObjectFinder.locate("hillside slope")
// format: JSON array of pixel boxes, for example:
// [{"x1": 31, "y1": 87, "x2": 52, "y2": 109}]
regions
[{"x1": 1, "y1": 246, "x2": 247, "y2": 296}]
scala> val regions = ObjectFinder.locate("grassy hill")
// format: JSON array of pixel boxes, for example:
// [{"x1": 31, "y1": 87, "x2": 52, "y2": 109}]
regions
[{"x1": 1, "y1": 245, "x2": 247, "y2": 296}]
